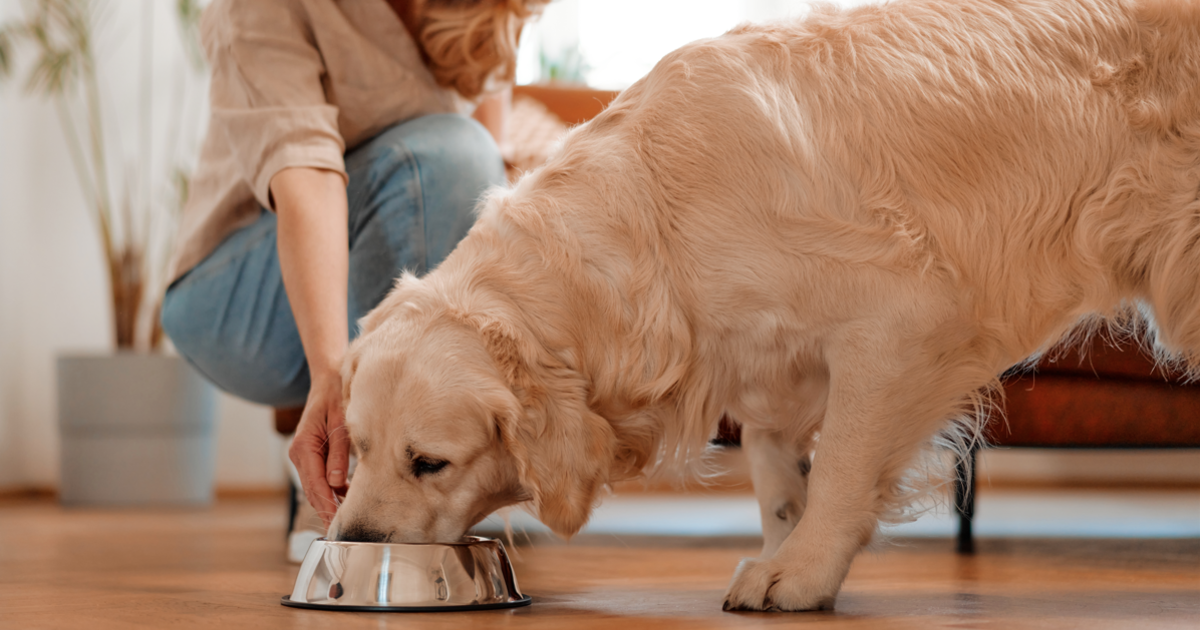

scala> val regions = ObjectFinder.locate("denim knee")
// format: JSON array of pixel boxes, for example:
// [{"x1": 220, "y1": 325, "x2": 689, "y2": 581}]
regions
[
  {"x1": 344, "y1": 114, "x2": 505, "y2": 318},
  {"x1": 161, "y1": 278, "x2": 310, "y2": 409},
  {"x1": 400, "y1": 113, "x2": 505, "y2": 189},
  {"x1": 363, "y1": 114, "x2": 505, "y2": 265},
  {"x1": 406, "y1": 114, "x2": 506, "y2": 267}
]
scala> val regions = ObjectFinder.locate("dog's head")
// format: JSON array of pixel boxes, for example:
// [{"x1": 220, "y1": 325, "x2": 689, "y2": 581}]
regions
[{"x1": 327, "y1": 275, "x2": 616, "y2": 543}]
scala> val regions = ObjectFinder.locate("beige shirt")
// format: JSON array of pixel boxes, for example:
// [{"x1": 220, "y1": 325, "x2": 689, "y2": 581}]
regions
[{"x1": 169, "y1": 0, "x2": 467, "y2": 281}]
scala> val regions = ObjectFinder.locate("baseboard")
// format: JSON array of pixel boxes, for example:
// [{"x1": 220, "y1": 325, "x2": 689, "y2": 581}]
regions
[
  {"x1": 978, "y1": 478, "x2": 1200, "y2": 491},
  {"x1": 215, "y1": 485, "x2": 289, "y2": 499},
  {"x1": 979, "y1": 449, "x2": 1200, "y2": 486},
  {"x1": 0, "y1": 486, "x2": 56, "y2": 501},
  {"x1": 0, "y1": 485, "x2": 289, "y2": 501}
]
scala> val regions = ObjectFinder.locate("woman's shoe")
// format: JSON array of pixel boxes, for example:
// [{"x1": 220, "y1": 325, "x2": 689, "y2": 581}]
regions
[{"x1": 286, "y1": 478, "x2": 325, "y2": 563}]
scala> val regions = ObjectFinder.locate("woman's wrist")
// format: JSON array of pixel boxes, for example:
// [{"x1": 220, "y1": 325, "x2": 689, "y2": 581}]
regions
[
  {"x1": 305, "y1": 343, "x2": 347, "y2": 382},
  {"x1": 308, "y1": 359, "x2": 345, "y2": 390}
]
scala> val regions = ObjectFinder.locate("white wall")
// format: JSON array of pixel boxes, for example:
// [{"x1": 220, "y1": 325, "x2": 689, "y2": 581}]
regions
[
  {"x1": 213, "y1": 396, "x2": 286, "y2": 489},
  {"x1": 0, "y1": 88, "x2": 18, "y2": 488},
  {"x1": 0, "y1": 0, "x2": 284, "y2": 492}
]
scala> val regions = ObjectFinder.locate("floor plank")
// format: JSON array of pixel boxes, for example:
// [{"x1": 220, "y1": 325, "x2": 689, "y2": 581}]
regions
[{"x1": 0, "y1": 497, "x2": 1196, "y2": 629}]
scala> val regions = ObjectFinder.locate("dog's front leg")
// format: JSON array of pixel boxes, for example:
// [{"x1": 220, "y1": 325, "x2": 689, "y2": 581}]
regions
[
  {"x1": 723, "y1": 387, "x2": 922, "y2": 612},
  {"x1": 742, "y1": 426, "x2": 813, "y2": 558},
  {"x1": 723, "y1": 330, "x2": 989, "y2": 612}
]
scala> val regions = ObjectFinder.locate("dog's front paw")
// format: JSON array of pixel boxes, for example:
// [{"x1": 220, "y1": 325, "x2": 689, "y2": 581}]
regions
[
  {"x1": 721, "y1": 557, "x2": 837, "y2": 612},
  {"x1": 722, "y1": 557, "x2": 779, "y2": 611}
]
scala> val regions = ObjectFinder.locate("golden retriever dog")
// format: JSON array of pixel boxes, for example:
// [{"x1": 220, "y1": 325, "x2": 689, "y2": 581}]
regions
[{"x1": 327, "y1": 0, "x2": 1200, "y2": 611}]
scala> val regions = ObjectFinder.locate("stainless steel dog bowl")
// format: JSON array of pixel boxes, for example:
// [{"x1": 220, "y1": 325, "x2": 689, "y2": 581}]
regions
[{"x1": 282, "y1": 537, "x2": 530, "y2": 612}]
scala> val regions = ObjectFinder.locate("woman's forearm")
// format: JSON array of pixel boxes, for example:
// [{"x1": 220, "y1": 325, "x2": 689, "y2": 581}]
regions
[{"x1": 272, "y1": 167, "x2": 349, "y2": 380}]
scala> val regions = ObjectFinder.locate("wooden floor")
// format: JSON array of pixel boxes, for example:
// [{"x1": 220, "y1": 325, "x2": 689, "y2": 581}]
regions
[{"x1": 1, "y1": 496, "x2": 1197, "y2": 629}]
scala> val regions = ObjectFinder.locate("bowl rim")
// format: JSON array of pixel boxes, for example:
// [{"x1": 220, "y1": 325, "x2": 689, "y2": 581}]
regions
[
  {"x1": 309, "y1": 535, "x2": 500, "y2": 548},
  {"x1": 279, "y1": 594, "x2": 532, "y2": 612}
]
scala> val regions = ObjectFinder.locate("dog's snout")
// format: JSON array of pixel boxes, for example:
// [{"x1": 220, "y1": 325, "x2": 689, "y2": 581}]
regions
[{"x1": 334, "y1": 520, "x2": 390, "y2": 543}]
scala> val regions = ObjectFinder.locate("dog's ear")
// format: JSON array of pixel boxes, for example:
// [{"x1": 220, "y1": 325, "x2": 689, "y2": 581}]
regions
[
  {"x1": 465, "y1": 312, "x2": 615, "y2": 539},
  {"x1": 494, "y1": 377, "x2": 615, "y2": 539}
]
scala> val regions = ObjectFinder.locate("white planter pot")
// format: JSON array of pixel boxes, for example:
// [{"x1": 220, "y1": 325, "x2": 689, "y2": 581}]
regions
[{"x1": 57, "y1": 353, "x2": 217, "y2": 506}]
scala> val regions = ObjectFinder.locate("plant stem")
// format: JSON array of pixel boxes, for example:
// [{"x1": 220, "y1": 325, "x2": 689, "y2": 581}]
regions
[
  {"x1": 138, "y1": 0, "x2": 154, "y2": 336},
  {"x1": 76, "y1": 3, "x2": 125, "y2": 346}
]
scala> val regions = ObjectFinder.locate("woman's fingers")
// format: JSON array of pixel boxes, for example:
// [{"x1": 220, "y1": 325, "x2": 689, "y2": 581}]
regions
[
  {"x1": 288, "y1": 409, "x2": 339, "y2": 527},
  {"x1": 325, "y1": 401, "x2": 350, "y2": 489}
]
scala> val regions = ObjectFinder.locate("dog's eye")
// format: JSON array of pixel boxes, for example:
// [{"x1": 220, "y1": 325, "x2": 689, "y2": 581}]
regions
[{"x1": 412, "y1": 456, "x2": 449, "y2": 478}]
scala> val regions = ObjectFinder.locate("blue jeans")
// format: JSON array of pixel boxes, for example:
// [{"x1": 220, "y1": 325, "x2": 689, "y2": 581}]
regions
[{"x1": 162, "y1": 114, "x2": 505, "y2": 407}]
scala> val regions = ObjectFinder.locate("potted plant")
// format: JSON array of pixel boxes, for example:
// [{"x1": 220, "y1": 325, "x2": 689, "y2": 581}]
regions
[{"x1": 0, "y1": 0, "x2": 216, "y2": 505}]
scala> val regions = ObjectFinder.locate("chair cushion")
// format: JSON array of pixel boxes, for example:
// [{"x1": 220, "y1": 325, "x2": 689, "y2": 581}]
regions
[
  {"x1": 1022, "y1": 336, "x2": 1182, "y2": 382},
  {"x1": 993, "y1": 374, "x2": 1200, "y2": 447}
]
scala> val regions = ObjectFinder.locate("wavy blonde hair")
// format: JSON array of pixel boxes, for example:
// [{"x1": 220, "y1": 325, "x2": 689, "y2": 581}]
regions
[{"x1": 417, "y1": 0, "x2": 548, "y2": 100}]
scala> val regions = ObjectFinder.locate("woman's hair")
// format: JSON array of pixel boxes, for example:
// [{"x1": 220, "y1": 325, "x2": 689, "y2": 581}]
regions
[{"x1": 417, "y1": 0, "x2": 549, "y2": 100}]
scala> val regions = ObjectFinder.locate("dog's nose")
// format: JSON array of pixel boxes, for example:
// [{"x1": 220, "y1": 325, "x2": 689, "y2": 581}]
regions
[{"x1": 333, "y1": 520, "x2": 390, "y2": 543}]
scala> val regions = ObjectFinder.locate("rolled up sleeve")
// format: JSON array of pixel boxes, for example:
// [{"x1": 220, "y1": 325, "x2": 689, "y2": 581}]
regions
[{"x1": 203, "y1": 0, "x2": 347, "y2": 210}]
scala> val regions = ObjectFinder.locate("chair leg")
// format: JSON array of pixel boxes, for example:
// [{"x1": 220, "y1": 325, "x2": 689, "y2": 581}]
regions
[
  {"x1": 954, "y1": 445, "x2": 977, "y2": 555},
  {"x1": 274, "y1": 406, "x2": 304, "y2": 435},
  {"x1": 286, "y1": 478, "x2": 299, "y2": 537}
]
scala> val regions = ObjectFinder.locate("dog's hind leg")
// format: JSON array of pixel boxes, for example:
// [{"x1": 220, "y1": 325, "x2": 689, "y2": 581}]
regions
[
  {"x1": 723, "y1": 317, "x2": 995, "y2": 612},
  {"x1": 742, "y1": 426, "x2": 814, "y2": 559}
]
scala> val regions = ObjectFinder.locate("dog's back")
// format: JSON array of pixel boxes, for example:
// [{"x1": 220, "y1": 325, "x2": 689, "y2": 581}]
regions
[{"x1": 522, "y1": 0, "x2": 1200, "y2": 376}]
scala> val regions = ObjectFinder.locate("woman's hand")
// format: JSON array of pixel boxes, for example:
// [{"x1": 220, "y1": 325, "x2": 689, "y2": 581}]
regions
[
  {"x1": 288, "y1": 371, "x2": 349, "y2": 526},
  {"x1": 272, "y1": 166, "x2": 351, "y2": 527}
]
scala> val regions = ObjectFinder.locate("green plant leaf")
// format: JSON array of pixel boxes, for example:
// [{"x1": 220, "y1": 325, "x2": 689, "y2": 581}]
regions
[
  {"x1": 175, "y1": 0, "x2": 205, "y2": 71},
  {"x1": 176, "y1": 0, "x2": 202, "y2": 27},
  {"x1": 27, "y1": 46, "x2": 78, "y2": 95}
]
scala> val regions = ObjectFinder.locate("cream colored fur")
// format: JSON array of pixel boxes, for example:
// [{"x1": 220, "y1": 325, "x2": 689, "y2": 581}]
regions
[{"x1": 328, "y1": 0, "x2": 1200, "y2": 611}]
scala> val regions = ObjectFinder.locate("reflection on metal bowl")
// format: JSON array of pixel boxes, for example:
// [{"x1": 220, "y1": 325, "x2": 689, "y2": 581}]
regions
[{"x1": 282, "y1": 536, "x2": 530, "y2": 612}]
